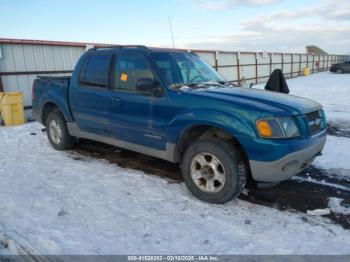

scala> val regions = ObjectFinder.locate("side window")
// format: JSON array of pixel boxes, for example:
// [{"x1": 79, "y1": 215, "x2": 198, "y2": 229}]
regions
[
  {"x1": 114, "y1": 54, "x2": 155, "y2": 92},
  {"x1": 155, "y1": 60, "x2": 173, "y2": 84},
  {"x1": 80, "y1": 53, "x2": 112, "y2": 87}
]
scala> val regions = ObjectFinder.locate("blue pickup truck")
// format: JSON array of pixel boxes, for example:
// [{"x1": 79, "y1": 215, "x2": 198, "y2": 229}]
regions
[{"x1": 32, "y1": 46, "x2": 327, "y2": 204}]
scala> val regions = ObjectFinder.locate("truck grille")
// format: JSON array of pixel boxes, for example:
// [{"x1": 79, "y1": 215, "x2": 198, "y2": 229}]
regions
[{"x1": 305, "y1": 111, "x2": 323, "y2": 135}]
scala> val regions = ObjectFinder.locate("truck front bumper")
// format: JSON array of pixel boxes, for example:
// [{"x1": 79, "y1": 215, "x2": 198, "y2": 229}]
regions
[{"x1": 249, "y1": 134, "x2": 326, "y2": 183}]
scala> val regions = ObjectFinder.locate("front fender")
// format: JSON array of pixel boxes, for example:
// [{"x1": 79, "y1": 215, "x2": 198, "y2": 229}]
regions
[{"x1": 167, "y1": 109, "x2": 256, "y2": 145}]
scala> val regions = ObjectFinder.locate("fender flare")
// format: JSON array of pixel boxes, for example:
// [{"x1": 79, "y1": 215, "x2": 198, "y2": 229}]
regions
[
  {"x1": 40, "y1": 92, "x2": 74, "y2": 123},
  {"x1": 167, "y1": 109, "x2": 256, "y2": 160}
]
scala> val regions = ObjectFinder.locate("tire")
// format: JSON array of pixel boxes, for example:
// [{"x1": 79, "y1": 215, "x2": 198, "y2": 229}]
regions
[
  {"x1": 181, "y1": 138, "x2": 246, "y2": 204},
  {"x1": 336, "y1": 68, "x2": 344, "y2": 74},
  {"x1": 46, "y1": 110, "x2": 75, "y2": 150}
]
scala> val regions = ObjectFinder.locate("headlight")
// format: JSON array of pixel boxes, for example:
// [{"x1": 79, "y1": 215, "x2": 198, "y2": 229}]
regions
[{"x1": 256, "y1": 117, "x2": 299, "y2": 138}]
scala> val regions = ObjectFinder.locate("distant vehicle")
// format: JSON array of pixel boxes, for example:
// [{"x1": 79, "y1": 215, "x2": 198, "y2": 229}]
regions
[
  {"x1": 330, "y1": 60, "x2": 350, "y2": 73},
  {"x1": 32, "y1": 46, "x2": 327, "y2": 204}
]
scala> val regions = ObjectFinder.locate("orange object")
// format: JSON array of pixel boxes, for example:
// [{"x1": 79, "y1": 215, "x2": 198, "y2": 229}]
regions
[
  {"x1": 120, "y1": 73, "x2": 128, "y2": 82},
  {"x1": 256, "y1": 120, "x2": 272, "y2": 137}
]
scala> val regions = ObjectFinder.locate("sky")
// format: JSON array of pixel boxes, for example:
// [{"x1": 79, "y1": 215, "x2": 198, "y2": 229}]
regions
[{"x1": 1, "y1": 0, "x2": 349, "y2": 54}]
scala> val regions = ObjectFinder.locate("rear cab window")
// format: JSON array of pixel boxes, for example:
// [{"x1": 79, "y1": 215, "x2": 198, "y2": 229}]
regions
[{"x1": 80, "y1": 53, "x2": 113, "y2": 88}]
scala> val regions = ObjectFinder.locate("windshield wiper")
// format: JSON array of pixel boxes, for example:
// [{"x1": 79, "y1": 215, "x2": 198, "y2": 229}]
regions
[
  {"x1": 193, "y1": 81, "x2": 233, "y2": 89},
  {"x1": 170, "y1": 83, "x2": 199, "y2": 89},
  {"x1": 171, "y1": 81, "x2": 234, "y2": 90},
  {"x1": 218, "y1": 81, "x2": 236, "y2": 87}
]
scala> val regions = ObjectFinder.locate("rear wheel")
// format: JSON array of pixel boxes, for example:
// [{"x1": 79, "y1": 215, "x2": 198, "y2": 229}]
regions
[
  {"x1": 181, "y1": 138, "x2": 246, "y2": 204},
  {"x1": 46, "y1": 110, "x2": 75, "y2": 150}
]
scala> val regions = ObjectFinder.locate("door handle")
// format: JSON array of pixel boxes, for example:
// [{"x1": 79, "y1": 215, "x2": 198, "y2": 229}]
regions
[{"x1": 112, "y1": 97, "x2": 120, "y2": 103}]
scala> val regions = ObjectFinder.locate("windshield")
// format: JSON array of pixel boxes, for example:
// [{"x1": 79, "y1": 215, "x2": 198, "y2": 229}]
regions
[{"x1": 150, "y1": 52, "x2": 226, "y2": 88}]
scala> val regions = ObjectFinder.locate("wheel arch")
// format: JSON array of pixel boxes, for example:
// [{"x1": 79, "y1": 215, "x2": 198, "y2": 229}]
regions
[
  {"x1": 176, "y1": 124, "x2": 246, "y2": 157},
  {"x1": 41, "y1": 101, "x2": 71, "y2": 126},
  {"x1": 175, "y1": 123, "x2": 253, "y2": 184}
]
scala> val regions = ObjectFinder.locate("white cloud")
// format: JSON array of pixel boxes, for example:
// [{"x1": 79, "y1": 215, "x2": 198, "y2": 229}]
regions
[
  {"x1": 181, "y1": 0, "x2": 350, "y2": 53},
  {"x1": 194, "y1": 0, "x2": 281, "y2": 11}
]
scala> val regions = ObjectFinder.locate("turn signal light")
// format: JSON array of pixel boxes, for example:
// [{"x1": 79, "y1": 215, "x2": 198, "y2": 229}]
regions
[{"x1": 256, "y1": 120, "x2": 273, "y2": 137}]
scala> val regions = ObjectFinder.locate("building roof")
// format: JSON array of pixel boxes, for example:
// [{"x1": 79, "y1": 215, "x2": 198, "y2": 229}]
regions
[{"x1": 0, "y1": 38, "x2": 110, "y2": 48}]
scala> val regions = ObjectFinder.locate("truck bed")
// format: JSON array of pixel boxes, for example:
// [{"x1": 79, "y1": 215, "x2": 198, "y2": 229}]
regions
[
  {"x1": 37, "y1": 75, "x2": 71, "y2": 80},
  {"x1": 32, "y1": 75, "x2": 72, "y2": 123},
  {"x1": 33, "y1": 75, "x2": 71, "y2": 99}
]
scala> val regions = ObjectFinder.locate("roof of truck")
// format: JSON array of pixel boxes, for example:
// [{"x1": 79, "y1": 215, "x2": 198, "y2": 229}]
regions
[{"x1": 89, "y1": 45, "x2": 190, "y2": 53}]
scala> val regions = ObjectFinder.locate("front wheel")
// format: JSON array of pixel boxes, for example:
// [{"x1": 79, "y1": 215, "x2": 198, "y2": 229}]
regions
[
  {"x1": 181, "y1": 139, "x2": 246, "y2": 204},
  {"x1": 46, "y1": 110, "x2": 75, "y2": 150}
]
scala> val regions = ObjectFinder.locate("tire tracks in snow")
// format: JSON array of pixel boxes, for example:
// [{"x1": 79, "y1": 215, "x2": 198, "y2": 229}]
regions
[
  {"x1": 73, "y1": 139, "x2": 350, "y2": 229},
  {"x1": 0, "y1": 229, "x2": 51, "y2": 261},
  {"x1": 241, "y1": 168, "x2": 350, "y2": 229},
  {"x1": 327, "y1": 121, "x2": 350, "y2": 138}
]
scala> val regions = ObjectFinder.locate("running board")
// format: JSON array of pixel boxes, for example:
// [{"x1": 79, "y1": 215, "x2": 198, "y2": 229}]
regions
[{"x1": 67, "y1": 122, "x2": 177, "y2": 163}]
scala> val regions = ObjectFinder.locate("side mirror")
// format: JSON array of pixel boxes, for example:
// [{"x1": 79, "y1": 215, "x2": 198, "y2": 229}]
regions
[
  {"x1": 136, "y1": 78, "x2": 163, "y2": 97},
  {"x1": 152, "y1": 85, "x2": 163, "y2": 97},
  {"x1": 136, "y1": 78, "x2": 156, "y2": 92}
]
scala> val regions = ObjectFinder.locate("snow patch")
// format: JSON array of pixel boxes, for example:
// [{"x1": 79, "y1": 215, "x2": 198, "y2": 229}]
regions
[
  {"x1": 307, "y1": 208, "x2": 331, "y2": 216},
  {"x1": 293, "y1": 176, "x2": 350, "y2": 192},
  {"x1": 314, "y1": 135, "x2": 350, "y2": 172},
  {"x1": 328, "y1": 197, "x2": 350, "y2": 215},
  {"x1": 1, "y1": 122, "x2": 350, "y2": 255}
]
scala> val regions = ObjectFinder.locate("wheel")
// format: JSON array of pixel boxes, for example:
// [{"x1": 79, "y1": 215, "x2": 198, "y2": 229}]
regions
[
  {"x1": 46, "y1": 110, "x2": 75, "y2": 150},
  {"x1": 336, "y1": 68, "x2": 344, "y2": 74},
  {"x1": 181, "y1": 138, "x2": 246, "y2": 204}
]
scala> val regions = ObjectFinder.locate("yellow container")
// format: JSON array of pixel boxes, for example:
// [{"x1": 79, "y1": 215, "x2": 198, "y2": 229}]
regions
[
  {"x1": 0, "y1": 93, "x2": 2, "y2": 126},
  {"x1": 303, "y1": 67, "x2": 310, "y2": 76},
  {"x1": 0, "y1": 92, "x2": 3, "y2": 113},
  {"x1": 0, "y1": 92, "x2": 25, "y2": 126},
  {"x1": 0, "y1": 92, "x2": 4, "y2": 120}
]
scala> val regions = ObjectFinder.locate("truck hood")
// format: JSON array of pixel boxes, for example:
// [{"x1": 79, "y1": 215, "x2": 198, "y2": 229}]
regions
[{"x1": 187, "y1": 87, "x2": 322, "y2": 116}]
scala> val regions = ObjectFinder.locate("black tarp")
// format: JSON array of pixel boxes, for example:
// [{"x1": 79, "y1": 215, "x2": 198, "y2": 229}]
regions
[{"x1": 265, "y1": 69, "x2": 289, "y2": 94}]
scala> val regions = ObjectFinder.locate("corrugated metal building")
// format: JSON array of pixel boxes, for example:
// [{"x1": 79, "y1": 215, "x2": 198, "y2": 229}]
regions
[
  {"x1": 0, "y1": 38, "x2": 349, "y2": 119},
  {"x1": 0, "y1": 39, "x2": 89, "y2": 113}
]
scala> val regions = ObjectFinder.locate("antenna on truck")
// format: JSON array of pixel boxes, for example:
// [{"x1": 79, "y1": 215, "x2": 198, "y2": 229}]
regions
[
  {"x1": 168, "y1": 16, "x2": 175, "y2": 49},
  {"x1": 168, "y1": 16, "x2": 180, "y2": 70}
]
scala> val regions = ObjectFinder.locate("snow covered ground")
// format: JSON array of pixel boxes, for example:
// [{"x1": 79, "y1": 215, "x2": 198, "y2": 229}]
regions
[
  {"x1": 314, "y1": 135, "x2": 350, "y2": 172},
  {"x1": 0, "y1": 122, "x2": 350, "y2": 255},
  {"x1": 0, "y1": 72, "x2": 349, "y2": 255}
]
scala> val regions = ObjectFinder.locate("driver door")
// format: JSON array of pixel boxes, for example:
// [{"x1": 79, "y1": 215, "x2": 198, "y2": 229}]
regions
[{"x1": 108, "y1": 53, "x2": 168, "y2": 150}]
